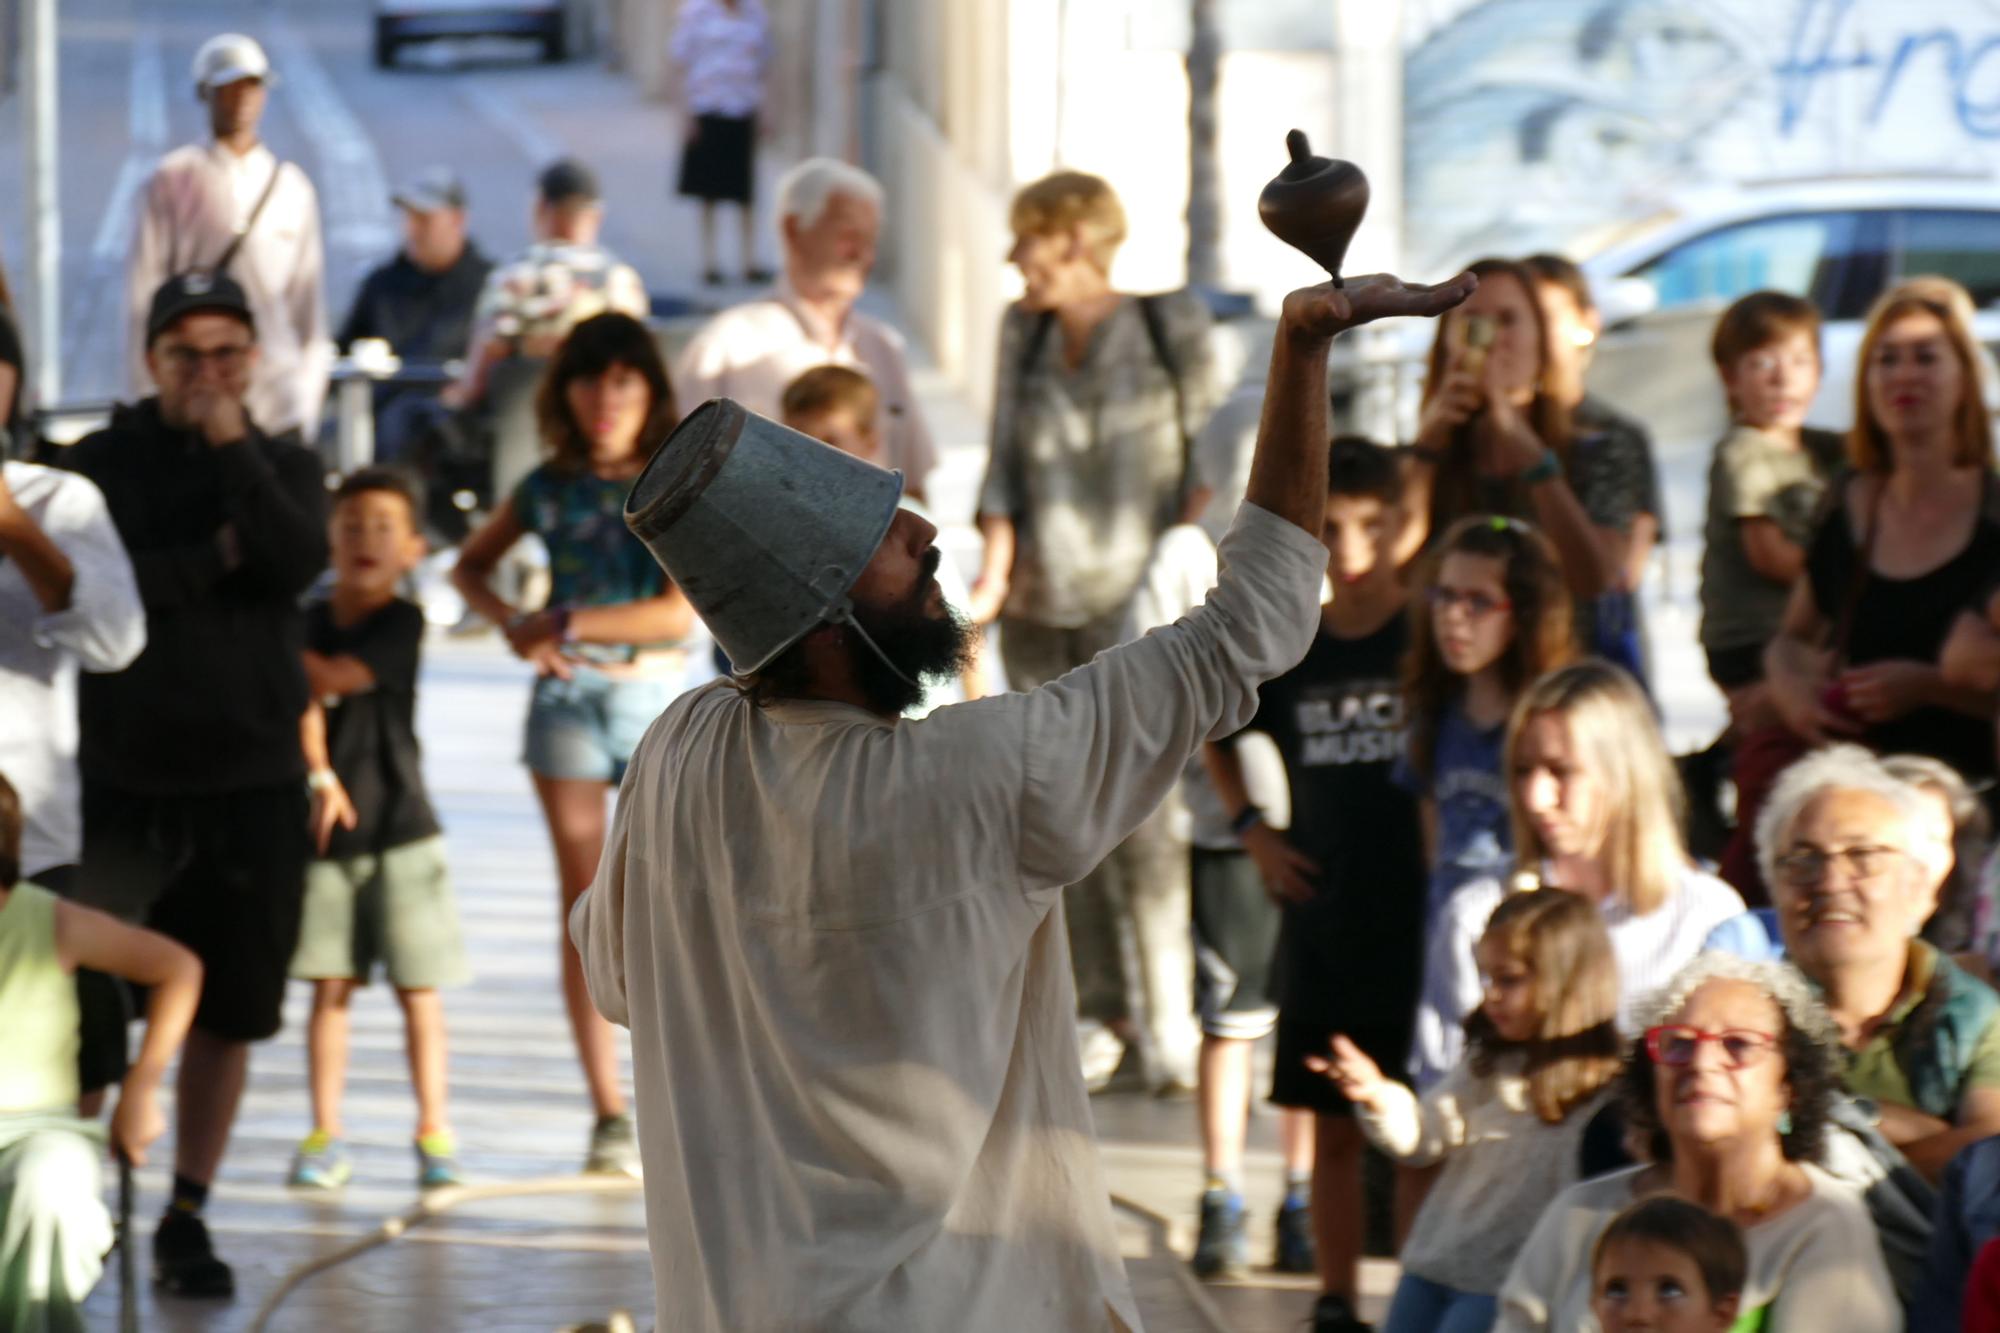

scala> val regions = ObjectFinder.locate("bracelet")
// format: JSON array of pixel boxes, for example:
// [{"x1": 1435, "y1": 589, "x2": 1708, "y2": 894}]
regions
[
  {"x1": 1408, "y1": 443, "x2": 1444, "y2": 466},
  {"x1": 1229, "y1": 805, "x2": 1265, "y2": 837},
  {"x1": 306, "y1": 769, "x2": 338, "y2": 792},
  {"x1": 1520, "y1": 449, "x2": 1563, "y2": 487}
]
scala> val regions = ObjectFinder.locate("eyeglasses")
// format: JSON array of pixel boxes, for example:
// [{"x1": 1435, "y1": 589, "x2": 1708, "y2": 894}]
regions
[
  {"x1": 1772, "y1": 845, "x2": 1908, "y2": 887},
  {"x1": 1644, "y1": 1025, "x2": 1779, "y2": 1069},
  {"x1": 158, "y1": 344, "x2": 251, "y2": 374},
  {"x1": 1427, "y1": 586, "x2": 1512, "y2": 617}
]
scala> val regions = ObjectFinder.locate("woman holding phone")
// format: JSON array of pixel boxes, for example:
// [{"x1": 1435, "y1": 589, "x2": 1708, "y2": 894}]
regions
[{"x1": 1401, "y1": 257, "x2": 1639, "y2": 611}]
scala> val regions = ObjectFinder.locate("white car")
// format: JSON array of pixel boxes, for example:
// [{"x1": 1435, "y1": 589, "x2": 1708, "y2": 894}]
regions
[
  {"x1": 373, "y1": 0, "x2": 566, "y2": 67},
  {"x1": 1582, "y1": 177, "x2": 2000, "y2": 456}
]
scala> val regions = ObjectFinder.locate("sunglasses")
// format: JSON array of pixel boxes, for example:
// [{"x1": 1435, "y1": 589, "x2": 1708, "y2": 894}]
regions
[{"x1": 1644, "y1": 1025, "x2": 1778, "y2": 1070}]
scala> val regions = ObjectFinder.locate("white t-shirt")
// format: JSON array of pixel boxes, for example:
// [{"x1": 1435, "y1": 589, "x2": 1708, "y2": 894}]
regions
[
  {"x1": 1412, "y1": 862, "x2": 1745, "y2": 1087},
  {"x1": 1497, "y1": 1163, "x2": 1899, "y2": 1332},
  {"x1": 0, "y1": 462, "x2": 145, "y2": 875}
]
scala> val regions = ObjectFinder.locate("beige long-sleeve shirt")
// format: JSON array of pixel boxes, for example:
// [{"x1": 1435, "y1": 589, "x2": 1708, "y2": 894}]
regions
[
  {"x1": 125, "y1": 141, "x2": 332, "y2": 436},
  {"x1": 672, "y1": 281, "x2": 939, "y2": 495},
  {"x1": 1357, "y1": 1055, "x2": 1606, "y2": 1294},
  {"x1": 570, "y1": 502, "x2": 1325, "y2": 1333},
  {"x1": 1496, "y1": 1163, "x2": 1901, "y2": 1332}
]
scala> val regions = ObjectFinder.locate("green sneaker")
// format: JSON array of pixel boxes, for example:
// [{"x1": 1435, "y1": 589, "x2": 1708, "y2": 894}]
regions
[
  {"x1": 584, "y1": 1113, "x2": 642, "y2": 1178},
  {"x1": 415, "y1": 1131, "x2": 462, "y2": 1190},
  {"x1": 287, "y1": 1130, "x2": 351, "y2": 1189}
]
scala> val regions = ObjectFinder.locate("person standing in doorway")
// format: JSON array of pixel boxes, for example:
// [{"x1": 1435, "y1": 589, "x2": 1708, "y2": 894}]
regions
[
  {"x1": 670, "y1": 0, "x2": 773, "y2": 286},
  {"x1": 125, "y1": 33, "x2": 331, "y2": 443}
]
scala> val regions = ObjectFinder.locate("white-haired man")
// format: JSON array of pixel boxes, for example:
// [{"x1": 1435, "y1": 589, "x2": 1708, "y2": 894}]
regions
[
  {"x1": 125, "y1": 33, "x2": 330, "y2": 441},
  {"x1": 673, "y1": 157, "x2": 937, "y2": 499},
  {"x1": 1756, "y1": 744, "x2": 2000, "y2": 1181}
]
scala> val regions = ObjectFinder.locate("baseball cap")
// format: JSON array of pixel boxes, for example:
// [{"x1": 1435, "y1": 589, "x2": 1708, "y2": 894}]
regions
[
  {"x1": 538, "y1": 157, "x2": 601, "y2": 206},
  {"x1": 193, "y1": 33, "x2": 274, "y2": 92},
  {"x1": 146, "y1": 271, "x2": 256, "y2": 344},
  {"x1": 391, "y1": 166, "x2": 468, "y2": 214}
]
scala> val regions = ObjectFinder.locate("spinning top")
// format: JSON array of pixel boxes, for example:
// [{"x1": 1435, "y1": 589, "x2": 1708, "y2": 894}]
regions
[{"x1": 1257, "y1": 129, "x2": 1370, "y2": 287}]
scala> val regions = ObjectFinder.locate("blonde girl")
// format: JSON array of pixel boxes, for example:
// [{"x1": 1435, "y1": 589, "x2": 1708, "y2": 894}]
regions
[{"x1": 1318, "y1": 888, "x2": 1621, "y2": 1333}]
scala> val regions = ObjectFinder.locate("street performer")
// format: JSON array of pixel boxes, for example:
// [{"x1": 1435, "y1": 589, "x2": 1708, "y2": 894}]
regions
[{"x1": 571, "y1": 269, "x2": 1474, "y2": 1331}]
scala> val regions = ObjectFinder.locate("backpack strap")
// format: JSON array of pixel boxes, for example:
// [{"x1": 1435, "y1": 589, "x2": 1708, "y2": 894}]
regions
[{"x1": 1135, "y1": 293, "x2": 1196, "y2": 498}]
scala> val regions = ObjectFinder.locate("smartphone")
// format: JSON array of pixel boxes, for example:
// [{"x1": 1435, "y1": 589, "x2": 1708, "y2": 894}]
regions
[{"x1": 1455, "y1": 313, "x2": 1496, "y2": 380}]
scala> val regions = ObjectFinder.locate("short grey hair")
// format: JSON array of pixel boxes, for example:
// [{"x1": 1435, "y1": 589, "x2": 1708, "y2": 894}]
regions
[
  {"x1": 775, "y1": 158, "x2": 884, "y2": 232},
  {"x1": 1635, "y1": 952, "x2": 1840, "y2": 1052},
  {"x1": 1753, "y1": 744, "x2": 1931, "y2": 891}
]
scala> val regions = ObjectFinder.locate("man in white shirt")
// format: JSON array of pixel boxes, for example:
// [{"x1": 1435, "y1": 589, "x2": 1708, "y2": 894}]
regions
[
  {"x1": 125, "y1": 33, "x2": 331, "y2": 441},
  {"x1": 0, "y1": 455, "x2": 144, "y2": 887},
  {"x1": 673, "y1": 158, "x2": 939, "y2": 499},
  {"x1": 572, "y1": 268, "x2": 1473, "y2": 1332}
]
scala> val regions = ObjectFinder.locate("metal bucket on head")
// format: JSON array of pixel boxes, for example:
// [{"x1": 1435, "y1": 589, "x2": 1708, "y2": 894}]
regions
[{"x1": 625, "y1": 398, "x2": 903, "y2": 675}]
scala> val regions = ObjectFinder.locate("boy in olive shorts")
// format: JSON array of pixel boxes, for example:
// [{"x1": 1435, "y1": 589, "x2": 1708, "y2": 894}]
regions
[{"x1": 287, "y1": 468, "x2": 467, "y2": 1190}]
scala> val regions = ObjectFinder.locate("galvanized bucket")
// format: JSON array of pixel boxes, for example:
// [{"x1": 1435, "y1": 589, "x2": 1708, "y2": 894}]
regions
[{"x1": 624, "y1": 398, "x2": 903, "y2": 675}]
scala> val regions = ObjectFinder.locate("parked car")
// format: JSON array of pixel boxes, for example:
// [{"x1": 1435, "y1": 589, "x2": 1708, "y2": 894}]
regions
[
  {"x1": 373, "y1": 0, "x2": 566, "y2": 67},
  {"x1": 1581, "y1": 176, "x2": 2000, "y2": 455}
]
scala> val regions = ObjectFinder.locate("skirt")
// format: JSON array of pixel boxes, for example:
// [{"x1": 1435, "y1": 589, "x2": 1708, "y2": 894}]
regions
[{"x1": 677, "y1": 113, "x2": 755, "y2": 204}]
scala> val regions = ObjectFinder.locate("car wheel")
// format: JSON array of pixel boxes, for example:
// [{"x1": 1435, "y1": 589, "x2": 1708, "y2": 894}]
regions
[
  {"x1": 374, "y1": 17, "x2": 399, "y2": 69},
  {"x1": 541, "y1": 17, "x2": 566, "y2": 63}
]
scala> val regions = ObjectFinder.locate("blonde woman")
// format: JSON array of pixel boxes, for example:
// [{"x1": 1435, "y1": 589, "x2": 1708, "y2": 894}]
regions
[
  {"x1": 1412, "y1": 660, "x2": 1744, "y2": 1084},
  {"x1": 971, "y1": 169, "x2": 1220, "y2": 1092},
  {"x1": 1765, "y1": 277, "x2": 2000, "y2": 782}
]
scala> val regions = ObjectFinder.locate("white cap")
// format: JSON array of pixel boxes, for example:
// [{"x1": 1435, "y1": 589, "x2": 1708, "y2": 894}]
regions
[{"x1": 192, "y1": 34, "x2": 274, "y2": 93}]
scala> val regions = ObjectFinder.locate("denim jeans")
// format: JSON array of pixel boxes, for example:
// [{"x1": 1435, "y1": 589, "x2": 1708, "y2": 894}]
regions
[{"x1": 1380, "y1": 1273, "x2": 1497, "y2": 1333}]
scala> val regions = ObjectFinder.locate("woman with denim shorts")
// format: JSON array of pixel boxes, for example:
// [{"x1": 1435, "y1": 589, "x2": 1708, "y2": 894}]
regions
[{"x1": 452, "y1": 312, "x2": 701, "y2": 1175}]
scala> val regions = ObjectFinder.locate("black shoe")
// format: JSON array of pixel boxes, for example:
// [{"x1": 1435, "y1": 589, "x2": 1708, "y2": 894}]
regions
[
  {"x1": 1310, "y1": 1292, "x2": 1371, "y2": 1333},
  {"x1": 1190, "y1": 1189, "x2": 1248, "y2": 1279},
  {"x1": 153, "y1": 1211, "x2": 234, "y2": 1297},
  {"x1": 743, "y1": 266, "x2": 775, "y2": 285},
  {"x1": 1273, "y1": 1196, "x2": 1316, "y2": 1273},
  {"x1": 702, "y1": 267, "x2": 725, "y2": 286}
]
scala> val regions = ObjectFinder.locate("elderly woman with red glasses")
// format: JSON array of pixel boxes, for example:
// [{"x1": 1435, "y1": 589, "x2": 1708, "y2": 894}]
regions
[
  {"x1": 1758, "y1": 745, "x2": 2000, "y2": 1182},
  {"x1": 1496, "y1": 954, "x2": 1898, "y2": 1331}
]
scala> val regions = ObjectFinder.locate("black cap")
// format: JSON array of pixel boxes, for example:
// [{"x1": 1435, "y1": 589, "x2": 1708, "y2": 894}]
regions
[
  {"x1": 146, "y1": 271, "x2": 256, "y2": 344},
  {"x1": 391, "y1": 166, "x2": 467, "y2": 214},
  {"x1": 538, "y1": 156, "x2": 600, "y2": 206}
]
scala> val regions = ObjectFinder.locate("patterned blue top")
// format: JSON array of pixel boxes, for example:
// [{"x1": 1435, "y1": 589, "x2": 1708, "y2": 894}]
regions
[
  {"x1": 513, "y1": 463, "x2": 666, "y2": 665},
  {"x1": 1396, "y1": 699, "x2": 1512, "y2": 921}
]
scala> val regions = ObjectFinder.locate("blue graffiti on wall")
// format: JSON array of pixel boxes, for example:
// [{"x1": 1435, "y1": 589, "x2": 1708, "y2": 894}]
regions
[{"x1": 1775, "y1": 0, "x2": 2000, "y2": 139}]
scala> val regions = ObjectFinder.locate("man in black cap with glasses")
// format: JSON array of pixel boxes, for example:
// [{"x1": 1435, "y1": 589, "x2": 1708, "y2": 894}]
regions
[{"x1": 56, "y1": 270, "x2": 328, "y2": 1297}]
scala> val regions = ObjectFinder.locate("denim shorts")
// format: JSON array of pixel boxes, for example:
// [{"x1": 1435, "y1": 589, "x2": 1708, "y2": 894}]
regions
[{"x1": 522, "y1": 668, "x2": 674, "y2": 783}]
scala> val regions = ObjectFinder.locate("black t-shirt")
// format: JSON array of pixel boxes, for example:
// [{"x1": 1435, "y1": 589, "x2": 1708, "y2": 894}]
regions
[
  {"x1": 308, "y1": 596, "x2": 440, "y2": 858},
  {"x1": 1806, "y1": 475, "x2": 2000, "y2": 785},
  {"x1": 1240, "y1": 610, "x2": 1427, "y2": 1031}
]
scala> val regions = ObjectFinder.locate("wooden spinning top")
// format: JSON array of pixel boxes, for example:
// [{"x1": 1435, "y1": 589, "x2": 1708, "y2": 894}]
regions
[{"x1": 1257, "y1": 129, "x2": 1370, "y2": 287}]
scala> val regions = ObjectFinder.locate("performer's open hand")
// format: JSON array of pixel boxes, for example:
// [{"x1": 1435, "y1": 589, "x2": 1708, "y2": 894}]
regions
[{"x1": 1280, "y1": 271, "x2": 1478, "y2": 344}]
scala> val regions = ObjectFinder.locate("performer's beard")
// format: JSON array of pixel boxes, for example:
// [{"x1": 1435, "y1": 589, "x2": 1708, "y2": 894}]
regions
[{"x1": 849, "y1": 547, "x2": 979, "y2": 717}]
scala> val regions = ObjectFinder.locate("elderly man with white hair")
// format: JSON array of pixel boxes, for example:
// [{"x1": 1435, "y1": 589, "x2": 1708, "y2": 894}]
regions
[
  {"x1": 1757, "y1": 744, "x2": 2000, "y2": 1181},
  {"x1": 673, "y1": 157, "x2": 938, "y2": 500}
]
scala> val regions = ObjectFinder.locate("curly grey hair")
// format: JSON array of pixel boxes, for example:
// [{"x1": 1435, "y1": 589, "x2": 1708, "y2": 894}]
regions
[
  {"x1": 776, "y1": 158, "x2": 884, "y2": 232},
  {"x1": 1634, "y1": 952, "x2": 1839, "y2": 1052},
  {"x1": 1753, "y1": 744, "x2": 1931, "y2": 892}
]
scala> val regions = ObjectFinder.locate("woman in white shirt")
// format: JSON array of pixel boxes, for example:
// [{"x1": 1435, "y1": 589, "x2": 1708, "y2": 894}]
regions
[
  {"x1": 670, "y1": 0, "x2": 772, "y2": 285},
  {"x1": 1498, "y1": 953, "x2": 1900, "y2": 1331},
  {"x1": 1413, "y1": 660, "x2": 1743, "y2": 1085}
]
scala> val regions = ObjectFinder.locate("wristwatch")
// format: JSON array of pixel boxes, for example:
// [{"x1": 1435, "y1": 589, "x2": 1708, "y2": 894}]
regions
[{"x1": 1230, "y1": 805, "x2": 1265, "y2": 837}]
